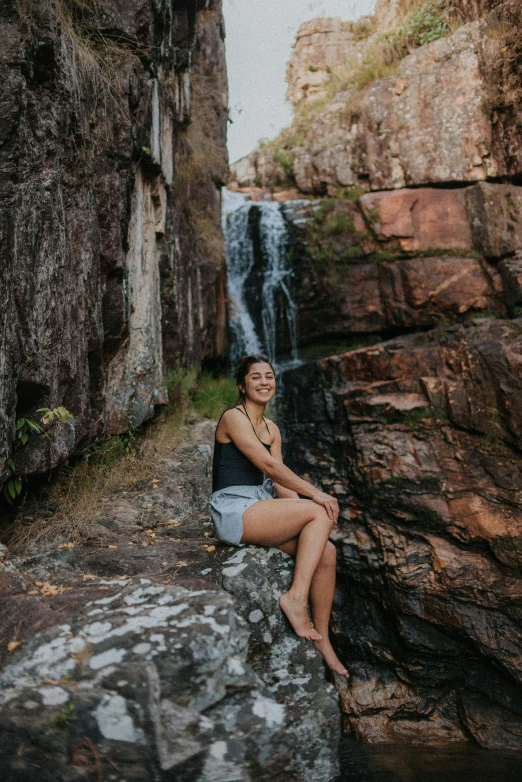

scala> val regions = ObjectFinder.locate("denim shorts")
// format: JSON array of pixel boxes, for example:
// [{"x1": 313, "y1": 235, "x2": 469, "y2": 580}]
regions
[{"x1": 210, "y1": 480, "x2": 276, "y2": 546}]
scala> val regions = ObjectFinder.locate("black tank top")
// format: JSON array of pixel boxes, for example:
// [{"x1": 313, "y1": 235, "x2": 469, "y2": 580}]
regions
[{"x1": 212, "y1": 408, "x2": 272, "y2": 493}]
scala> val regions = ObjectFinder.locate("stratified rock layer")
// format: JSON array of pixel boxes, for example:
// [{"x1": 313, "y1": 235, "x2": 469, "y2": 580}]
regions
[
  {"x1": 280, "y1": 319, "x2": 522, "y2": 748},
  {"x1": 0, "y1": 0, "x2": 228, "y2": 481}
]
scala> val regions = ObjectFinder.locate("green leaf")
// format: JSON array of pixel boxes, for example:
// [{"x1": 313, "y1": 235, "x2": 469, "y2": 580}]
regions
[
  {"x1": 3, "y1": 485, "x2": 14, "y2": 506},
  {"x1": 8, "y1": 480, "x2": 17, "y2": 499},
  {"x1": 142, "y1": 146, "x2": 151, "y2": 156},
  {"x1": 20, "y1": 432, "x2": 28, "y2": 445},
  {"x1": 8, "y1": 459, "x2": 15, "y2": 471},
  {"x1": 15, "y1": 477, "x2": 22, "y2": 495},
  {"x1": 16, "y1": 418, "x2": 25, "y2": 430}
]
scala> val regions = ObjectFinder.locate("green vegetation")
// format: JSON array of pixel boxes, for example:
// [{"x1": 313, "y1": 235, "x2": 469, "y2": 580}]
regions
[
  {"x1": 351, "y1": 17, "x2": 376, "y2": 42},
  {"x1": 193, "y1": 375, "x2": 238, "y2": 420},
  {"x1": 56, "y1": 704, "x2": 77, "y2": 728},
  {"x1": 402, "y1": 406, "x2": 447, "y2": 427},
  {"x1": 305, "y1": 199, "x2": 367, "y2": 267},
  {"x1": 3, "y1": 407, "x2": 75, "y2": 506},
  {"x1": 300, "y1": 335, "x2": 382, "y2": 361}
]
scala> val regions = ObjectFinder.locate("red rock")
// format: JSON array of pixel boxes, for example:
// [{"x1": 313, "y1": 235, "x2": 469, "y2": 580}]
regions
[
  {"x1": 281, "y1": 319, "x2": 522, "y2": 748},
  {"x1": 360, "y1": 188, "x2": 473, "y2": 253}
]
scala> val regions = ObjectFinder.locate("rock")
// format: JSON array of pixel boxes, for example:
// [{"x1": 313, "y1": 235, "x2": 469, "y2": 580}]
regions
[
  {"x1": 288, "y1": 20, "x2": 500, "y2": 195},
  {"x1": 280, "y1": 318, "x2": 522, "y2": 748},
  {"x1": 499, "y1": 253, "x2": 522, "y2": 311},
  {"x1": 466, "y1": 182, "x2": 522, "y2": 259},
  {"x1": 0, "y1": 0, "x2": 228, "y2": 480},
  {"x1": 222, "y1": 547, "x2": 340, "y2": 781},
  {"x1": 360, "y1": 188, "x2": 473, "y2": 253},
  {"x1": 0, "y1": 580, "x2": 301, "y2": 782},
  {"x1": 0, "y1": 543, "x2": 26, "y2": 595},
  {"x1": 282, "y1": 197, "x2": 503, "y2": 344},
  {"x1": 286, "y1": 18, "x2": 359, "y2": 108}
]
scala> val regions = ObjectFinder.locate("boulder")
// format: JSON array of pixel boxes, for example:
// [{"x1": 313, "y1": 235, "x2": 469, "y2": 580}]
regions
[
  {"x1": 0, "y1": 581, "x2": 299, "y2": 781},
  {"x1": 222, "y1": 547, "x2": 341, "y2": 782}
]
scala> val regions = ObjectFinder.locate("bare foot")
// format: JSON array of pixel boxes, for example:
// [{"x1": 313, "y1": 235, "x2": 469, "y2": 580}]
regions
[
  {"x1": 280, "y1": 592, "x2": 322, "y2": 641},
  {"x1": 314, "y1": 638, "x2": 349, "y2": 678}
]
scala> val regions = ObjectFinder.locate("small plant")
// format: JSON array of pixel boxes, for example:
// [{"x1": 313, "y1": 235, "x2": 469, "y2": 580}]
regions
[
  {"x1": 273, "y1": 148, "x2": 295, "y2": 177},
  {"x1": 351, "y1": 17, "x2": 376, "y2": 41},
  {"x1": 3, "y1": 407, "x2": 74, "y2": 505},
  {"x1": 3, "y1": 461, "x2": 23, "y2": 505},
  {"x1": 38, "y1": 407, "x2": 74, "y2": 426},
  {"x1": 16, "y1": 416, "x2": 46, "y2": 446},
  {"x1": 56, "y1": 703, "x2": 77, "y2": 728},
  {"x1": 308, "y1": 64, "x2": 319, "y2": 72}
]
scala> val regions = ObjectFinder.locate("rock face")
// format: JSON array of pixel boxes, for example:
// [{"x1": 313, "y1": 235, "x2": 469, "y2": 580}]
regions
[
  {"x1": 231, "y1": 2, "x2": 522, "y2": 193},
  {"x1": 291, "y1": 20, "x2": 498, "y2": 195},
  {"x1": 0, "y1": 0, "x2": 228, "y2": 483},
  {"x1": 282, "y1": 186, "x2": 509, "y2": 350},
  {"x1": 285, "y1": 17, "x2": 362, "y2": 108},
  {"x1": 280, "y1": 319, "x2": 522, "y2": 748}
]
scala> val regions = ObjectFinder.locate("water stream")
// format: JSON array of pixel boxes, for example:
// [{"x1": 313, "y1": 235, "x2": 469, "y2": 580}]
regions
[
  {"x1": 222, "y1": 190, "x2": 298, "y2": 367},
  {"x1": 339, "y1": 734, "x2": 522, "y2": 781}
]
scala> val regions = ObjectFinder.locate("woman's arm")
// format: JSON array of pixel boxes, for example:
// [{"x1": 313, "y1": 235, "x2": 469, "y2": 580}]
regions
[
  {"x1": 268, "y1": 423, "x2": 299, "y2": 499},
  {"x1": 221, "y1": 410, "x2": 338, "y2": 521}
]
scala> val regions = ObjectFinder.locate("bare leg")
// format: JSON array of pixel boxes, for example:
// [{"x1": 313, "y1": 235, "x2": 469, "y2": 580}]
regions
[
  {"x1": 242, "y1": 499, "x2": 334, "y2": 640},
  {"x1": 280, "y1": 538, "x2": 349, "y2": 677}
]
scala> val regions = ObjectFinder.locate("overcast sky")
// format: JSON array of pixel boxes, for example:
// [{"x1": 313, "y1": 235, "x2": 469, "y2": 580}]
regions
[{"x1": 223, "y1": 0, "x2": 377, "y2": 163}]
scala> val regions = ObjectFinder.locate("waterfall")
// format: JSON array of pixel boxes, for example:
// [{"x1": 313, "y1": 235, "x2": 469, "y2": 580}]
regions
[{"x1": 222, "y1": 191, "x2": 298, "y2": 367}]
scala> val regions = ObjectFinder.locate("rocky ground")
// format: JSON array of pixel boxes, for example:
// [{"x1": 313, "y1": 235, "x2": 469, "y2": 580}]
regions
[{"x1": 0, "y1": 418, "x2": 340, "y2": 782}]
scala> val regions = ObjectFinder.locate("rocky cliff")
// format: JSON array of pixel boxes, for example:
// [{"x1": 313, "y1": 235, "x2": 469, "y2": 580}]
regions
[
  {"x1": 0, "y1": 0, "x2": 228, "y2": 486},
  {"x1": 226, "y1": 0, "x2": 522, "y2": 750}
]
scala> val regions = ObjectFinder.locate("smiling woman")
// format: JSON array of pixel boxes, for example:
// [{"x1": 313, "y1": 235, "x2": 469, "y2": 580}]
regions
[{"x1": 210, "y1": 353, "x2": 349, "y2": 677}]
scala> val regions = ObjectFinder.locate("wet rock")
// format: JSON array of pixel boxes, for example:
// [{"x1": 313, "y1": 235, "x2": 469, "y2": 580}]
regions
[{"x1": 223, "y1": 546, "x2": 341, "y2": 781}]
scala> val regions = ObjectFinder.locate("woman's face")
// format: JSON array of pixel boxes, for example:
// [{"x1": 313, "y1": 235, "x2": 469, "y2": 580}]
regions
[{"x1": 241, "y1": 362, "x2": 276, "y2": 405}]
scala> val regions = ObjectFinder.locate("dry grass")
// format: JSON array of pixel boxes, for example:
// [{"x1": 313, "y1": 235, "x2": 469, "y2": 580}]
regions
[
  {"x1": 6, "y1": 367, "x2": 197, "y2": 554},
  {"x1": 263, "y1": 0, "x2": 462, "y2": 158},
  {"x1": 17, "y1": 0, "x2": 142, "y2": 135}
]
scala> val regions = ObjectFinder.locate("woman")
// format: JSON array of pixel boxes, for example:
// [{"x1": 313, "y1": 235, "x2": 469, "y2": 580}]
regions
[{"x1": 210, "y1": 354, "x2": 349, "y2": 678}]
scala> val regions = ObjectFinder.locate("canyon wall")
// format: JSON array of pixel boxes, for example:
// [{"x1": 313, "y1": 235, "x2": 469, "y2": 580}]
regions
[
  {"x1": 0, "y1": 0, "x2": 228, "y2": 485},
  {"x1": 229, "y1": 0, "x2": 522, "y2": 748}
]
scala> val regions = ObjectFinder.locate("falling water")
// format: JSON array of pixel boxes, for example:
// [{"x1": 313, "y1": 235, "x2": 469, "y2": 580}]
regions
[{"x1": 222, "y1": 191, "x2": 298, "y2": 367}]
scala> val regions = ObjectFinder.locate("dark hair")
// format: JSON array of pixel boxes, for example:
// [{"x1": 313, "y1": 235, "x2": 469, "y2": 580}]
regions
[{"x1": 234, "y1": 354, "x2": 276, "y2": 402}]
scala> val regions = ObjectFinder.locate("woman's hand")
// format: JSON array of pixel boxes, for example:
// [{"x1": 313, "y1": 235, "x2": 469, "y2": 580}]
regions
[{"x1": 311, "y1": 491, "x2": 339, "y2": 524}]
